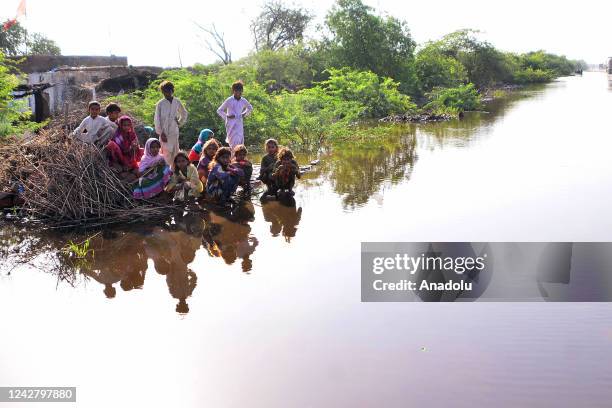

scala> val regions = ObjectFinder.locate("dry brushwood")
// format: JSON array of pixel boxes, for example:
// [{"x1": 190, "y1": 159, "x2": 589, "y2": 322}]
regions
[{"x1": 0, "y1": 128, "x2": 174, "y2": 227}]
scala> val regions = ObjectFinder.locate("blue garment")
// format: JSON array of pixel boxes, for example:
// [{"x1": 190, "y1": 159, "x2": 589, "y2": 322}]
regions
[
  {"x1": 192, "y1": 129, "x2": 214, "y2": 154},
  {"x1": 144, "y1": 126, "x2": 155, "y2": 136},
  {"x1": 206, "y1": 163, "x2": 241, "y2": 202}
]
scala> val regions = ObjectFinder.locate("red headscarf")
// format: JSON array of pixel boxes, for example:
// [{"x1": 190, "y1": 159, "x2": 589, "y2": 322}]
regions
[
  {"x1": 107, "y1": 115, "x2": 142, "y2": 170},
  {"x1": 114, "y1": 115, "x2": 138, "y2": 154}
]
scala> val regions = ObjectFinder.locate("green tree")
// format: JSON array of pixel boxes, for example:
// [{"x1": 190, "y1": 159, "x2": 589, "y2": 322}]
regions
[
  {"x1": 0, "y1": 51, "x2": 39, "y2": 137},
  {"x1": 0, "y1": 21, "x2": 61, "y2": 56},
  {"x1": 434, "y1": 29, "x2": 512, "y2": 88},
  {"x1": 0, "y1": 21, "x2": 26, "y2": 56},
  {"x1": 251, "y1": 46, "x2": 314, "y2": 91},
  {"x1": 415, "y1": 43, "x2": 468, "y2": 93},
  {"x1": 27, "y1": 33, "x2": 61, "y2": 55},
  {"x1": 324, "y1": 0, "x2": 417, "y2": 94}
]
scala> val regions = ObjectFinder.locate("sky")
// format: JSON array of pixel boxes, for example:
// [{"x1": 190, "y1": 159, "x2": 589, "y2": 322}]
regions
[{"x1": 1, "y1": 0, "x2": 610, "y2": 67}]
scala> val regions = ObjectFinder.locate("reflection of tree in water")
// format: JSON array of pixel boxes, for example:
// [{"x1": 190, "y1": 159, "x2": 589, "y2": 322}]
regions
[
  {"x1": 418, "y1": 91, "x2": 534, "y2": 148},
  {"x1": 261, "y1": 199, "x2": 302, "y2": 242},
  {"x1": 203, "y1": 203, "x2": 259, "y2": 273},
  {"x1": 0, "y1": 224, "x2": 89, "y2": 287},
  {"x1": 324, "y1": 130, "x2": 418, "y2": 209}
]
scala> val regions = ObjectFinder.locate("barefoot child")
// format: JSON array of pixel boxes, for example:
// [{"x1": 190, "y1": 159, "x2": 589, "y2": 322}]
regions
[
  {"x1": 216, "y1": 81, "x2": 253, "y2": 150},
  {"x1": 206, "y1": 147, "x2": 243, "y2": 205},
  {"x1": 166, "y1": 152, "x2": 203, "y2": 201},
  {"x1": 258, "y1": 138, "x2": 278, "y2": 196},
  {"x1": 73, "y1": 101, "x2": 110, "y2": 145},
  {"x1": 133, "y1": 138, "x2": 172, "y2": 200},
  {"x1": 188, "y1": 129, "x2": 214, "y2": 164},
  {"x1": 231, "y1": 144, "x2": 253, "y2": 194},
  {"x1": 154, "y1": 81, "x2": 188, "y2": 165},
  {"x1": 273, "y1": 147, "x2": 300, "y2": 198},
  {"x1": 197, "y1": 139, "x2": 220, "y2": 185}
]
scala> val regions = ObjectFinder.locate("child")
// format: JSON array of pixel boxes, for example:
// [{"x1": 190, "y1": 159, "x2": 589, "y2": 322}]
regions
[
  {"x1": 231, "y1": 144, "x2": 253, "y2": 194},
  {"x1": 188, "y1": 128, "x2": 214, "y2": 164},
  {"x1": 272, "y1": 147, "x2": 301, "y2": 198},
  {"x1": 166, "y1": 151, "x2": 203, "y2": 201},
  {"x1": 154, "y1": 81, "x2": 188, "y2": 165},
  {"x1": 105, "y1": 102, "x2": 122, "y2": 124},
  {"x1": 98, "y1": 102, "x2": 122, "y2": 146},
  {"x1": 133, "y1": 138, "x2": 172, "y2": 200},
  {"x1": 216, "y1": 81, "x2": 253, "y2": 150},
  {"x1": 206, "y1": 147, "x2": 243, "y2": 205},
  {"x1": 258, "y1": 138, "x2": 278, "y2": 196},
  {"x1": 73, "y1": 101, "x2": 109, "y2": 145},
  {"x1": 197, "y1": 138, "x2": 220, "y2": 185},
  {"x1": 106, "y1": 116, "x2": 142, "y2": 183}
]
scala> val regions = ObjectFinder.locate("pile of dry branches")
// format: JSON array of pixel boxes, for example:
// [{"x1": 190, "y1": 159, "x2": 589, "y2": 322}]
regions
[{"x1": 0, "y1": 128, "x2": 172, "y2": 227}]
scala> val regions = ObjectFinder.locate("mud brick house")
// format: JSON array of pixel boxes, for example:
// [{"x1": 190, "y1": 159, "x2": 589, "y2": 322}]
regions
[{"x1": 11, "y1": 55, "x2": 161, "y2": 121}]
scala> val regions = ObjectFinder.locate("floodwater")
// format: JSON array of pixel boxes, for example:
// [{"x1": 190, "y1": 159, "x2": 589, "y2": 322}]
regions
[{"x1": 1, "y1": 72, "x2": 612, "y2": 407}]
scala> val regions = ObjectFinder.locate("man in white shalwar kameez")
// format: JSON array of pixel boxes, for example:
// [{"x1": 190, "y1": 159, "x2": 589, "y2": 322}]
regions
[
  {"x1": 216, "y1": 82, "x2": 253, "y2": 150},
  {"x1": 154, "y1": 81, "x2": 188, "y2": 165}
]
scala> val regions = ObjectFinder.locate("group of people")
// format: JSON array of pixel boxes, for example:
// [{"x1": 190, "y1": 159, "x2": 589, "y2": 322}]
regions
[{"x1": 72, "y1": 80, "x2": 301, "y2": 205}]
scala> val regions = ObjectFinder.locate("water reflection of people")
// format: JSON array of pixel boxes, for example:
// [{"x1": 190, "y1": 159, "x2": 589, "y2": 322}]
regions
[
  {"x1": 203, "y1": 205, "x2": 258, "y2": 273},
  {"x1": 85, "y1": 233, "x2": 147, "y2": 299},
  {"x1": 144, "y1": 226, "x2": 201, "y2": 313},
  {"x1": 261, "y1": 199, "x2": 302, "y2": 242}
]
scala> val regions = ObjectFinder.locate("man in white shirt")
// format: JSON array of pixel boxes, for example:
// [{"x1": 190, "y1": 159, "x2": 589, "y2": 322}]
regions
[
  {"x1": 217, "y1": 81, "x2": 253, "y2": 151},
  {"x1": 154, "y1": 81, "x2": 188, "y2": 165}
]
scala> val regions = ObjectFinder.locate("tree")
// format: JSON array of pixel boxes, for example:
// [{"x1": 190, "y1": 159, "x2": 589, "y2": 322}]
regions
[
  {"x1": 433, "y1": 30, "x2": 512, "y2": 88},
  {"x1": 27, "y1": 33, "x2": 61, "y2": 55},
  {"x1": 0, "y1": 20, "x2": 61, "y2": 56},
  {"x1": 324, "y1": 0, "x2": 417, "y2": 94},
  {"x1": 252, "y1": 46, "x2": 314, "y2": 91},
  {"x1": 0, "y1": 51, "x2": 40, "y2": 137},
  {"x1": 195, "y1": 23, "x2": 232, "y2": 65},
  {"x1": 0, "y1": 20, "x2": 26, "y2": 56},
  {"x1": 415, "y1": 44, "x2": 468, "y2": 93},
  {"x1": 251, "y1": 1, "x2": 313, "y2": 51}
]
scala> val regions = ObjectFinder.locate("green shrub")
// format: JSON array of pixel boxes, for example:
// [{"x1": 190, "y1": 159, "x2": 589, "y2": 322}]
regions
[
  {"x1": 317, "y1": 67, "x2": 416, "y2": 118},
  {"x1": 424, "y1": 83, "x2": 482, "y2": 113},
  {"x1": 0, "y1": 52, "x2": 41, "y2": 137},
  {"x1": 512, "y1": 67, "x2": 555, "y2": 84}
]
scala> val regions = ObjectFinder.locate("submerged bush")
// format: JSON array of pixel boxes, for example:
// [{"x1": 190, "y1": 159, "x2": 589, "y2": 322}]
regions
[
  {"x1": 512, "y1": 67, "x2": 555, "y2": 84},
  {"x1": 424, "y1": 83, "x2": 482, "y2": 113}
]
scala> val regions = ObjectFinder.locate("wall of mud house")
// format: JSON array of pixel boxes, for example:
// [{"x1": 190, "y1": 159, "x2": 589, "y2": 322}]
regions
[{"x1": 27, "y1": 66, "x2": 130, "y2": 119}]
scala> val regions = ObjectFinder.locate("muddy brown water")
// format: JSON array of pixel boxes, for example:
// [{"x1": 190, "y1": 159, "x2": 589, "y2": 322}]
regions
[{"x1": 1, "y1": 72, "x2": 611, "y2": 407}]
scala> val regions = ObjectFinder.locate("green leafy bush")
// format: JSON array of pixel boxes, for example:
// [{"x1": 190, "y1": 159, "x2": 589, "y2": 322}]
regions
[
  {"x1": 0, "y1": 52, "x2": 41, "y2": 137},
  {"x1": 424, "y1": 83, "x2": 482, "y2": 113},
  {"x1": 415, "y1": 45, "x2": 468, "y2": 93},
  {"x1": 317, "y1": 68, "x2": 416, "y2": 118},
  {"x1": 512, "y1": 67, "x2": 555, "y2": 84}
]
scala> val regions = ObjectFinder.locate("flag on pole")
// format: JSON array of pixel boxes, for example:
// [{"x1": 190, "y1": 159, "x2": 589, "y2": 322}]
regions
[
  {"x1": 16, "y1": 0, "x2": 27, "y2": 19},
  {"x1": 2, "y1": 0, "x2": 26, "y2": 32}
]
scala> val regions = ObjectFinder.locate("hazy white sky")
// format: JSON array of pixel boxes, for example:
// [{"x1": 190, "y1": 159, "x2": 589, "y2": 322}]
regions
[{"x1": 1, "y1": 0, "x2": 610, "y2": 67}]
